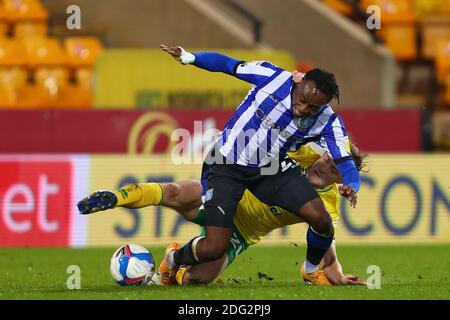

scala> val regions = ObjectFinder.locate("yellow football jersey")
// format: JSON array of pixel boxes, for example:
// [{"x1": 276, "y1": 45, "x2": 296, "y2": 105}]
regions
[{"x1": 233, "y1": 143, "x2": 340, "y2": 245}]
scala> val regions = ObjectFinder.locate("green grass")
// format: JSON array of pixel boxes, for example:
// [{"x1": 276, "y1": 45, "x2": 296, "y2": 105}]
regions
[{"x1": 0, "y1": 245, "x2": 449, "y2": 300}]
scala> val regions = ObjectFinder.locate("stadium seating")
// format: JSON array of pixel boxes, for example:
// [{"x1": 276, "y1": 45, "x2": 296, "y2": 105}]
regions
[
  {"x1": 31, "y1": 67, "x2": 91, "y2": 108},
  {"x1": 421, "y1": 16, "x2": 450, "y2": 60},
  {"x1": 14, "y1": 21, "x2": 47, "y2": 38},
  {"x1": 0, "y1": 37, "x2": 27, "y2": 65},
  {"x1": 435, "y1": 40, "x2": 450, "y2": 83},
  {"x1": 324, "y1": 0, "x2": 450, "y2": 106},
  {"x1": 0, "y1": 4, "x2": 8, "y2": 37},
  {"x1": 378, "y1": 24, "x2": 417, "y2": 61},
  {"x1": 64, "y1": 37, "x2": 103, "y2": 68},
  {"x1": 75, "y1": 67, "x2": 93, "y2": 90},
  {"x1": 0, "y1": 0, "x2": 102, "y2": 108},
  {"x1": 22, "y1": 36, "x2": 68, "y2": 67},
  {"x1": 414, "y1": 0, "x2": 450, "y2": 17},
  {"x1": 360, "y1": 0, "x2": 416, "y2": 23},
  {"x1": 3, "y1": 0, "x2": 48, "y2": 22},
  {"x1": 360, "y1": 0, "x2": 417, "y2": 61},
  {"x1": 0, "y1": 66, "x2": 29, "y2": 107}
]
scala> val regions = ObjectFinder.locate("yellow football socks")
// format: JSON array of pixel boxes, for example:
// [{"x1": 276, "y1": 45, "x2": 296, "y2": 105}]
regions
[{"x1": 113, "y1": 183, "x2": 163, "y2": 209}]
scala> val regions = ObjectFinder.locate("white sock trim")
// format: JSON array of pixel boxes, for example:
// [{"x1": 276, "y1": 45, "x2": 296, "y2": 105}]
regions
[
  {"x1": 191, "y1": 236, "x2": 205, "y2": 262},
  {"x1": 304, "y1": 260, "x2": 319, "y2": 274},
  {"x1": 167, "y1": 251, "x2": 176, "y2": 268}
]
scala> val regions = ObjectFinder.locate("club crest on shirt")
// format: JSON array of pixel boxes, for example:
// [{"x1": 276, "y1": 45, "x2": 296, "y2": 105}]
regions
[{"x1": 295, "y1": 117, "x2": 315, "y2": 130}]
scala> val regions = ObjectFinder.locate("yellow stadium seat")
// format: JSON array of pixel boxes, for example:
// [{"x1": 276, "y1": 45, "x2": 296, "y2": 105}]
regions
[
  {"x1": 435, "y1": 40, "x2": 450, "y2": 83},
  {"x1": 360, "y1": 0, "x2": 416, "y2": 23},
  {"x1": 14, "y1": 20, "x2": 47, "y2": 38},
  {"x1": 0, "y1": 37, "x2": 27, "y2": 65},
  {"x1": 32, "y1": 66, "x2": 91, "y2": 108},
  {"x1": 59, "y1": 85, "x2": 92, "y2": 108},
  {"x1": 421, "y1": 16, "x2": 450, "y2": 59},
  {"x1": 0, "y1": 5, "x2": 9, "y2": 37},
  {"x1": 0, "y1": 66, "x2": 29, "y2": 107},
  {"x1": 324, "y1": 0, "x2": 353, "y2": 16},
  {"x1": 3, "y1": 0, "x2": 48, "y2": 22},
  {"x1": 64, "y1": 37, "x2": 103, "y2": 68},
  {"x1": 378, "y1": 24, "x2": 418, "y2": 60},
  {"x1": 33, "y1": 66, "x2": 69, "y2": 105},
  {"x1": 35, "y1": 66, "x2": 69, "y2": 90},
  {"x1": 0, "y1": 22, "x2": 8, "y2": 37},
  {"x1": 414, "y1": 0, "x2": 450, "y2": 18},
  {"x1": 22, "y1": 36, "x2": 68, "y2": 67},
  {"x1": 75, "y1": 67, "x2": 93, "y2": 90}
]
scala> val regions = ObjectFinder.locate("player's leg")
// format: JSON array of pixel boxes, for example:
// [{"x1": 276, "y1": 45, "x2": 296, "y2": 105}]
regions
[
  {"x1": 174, "y1": 227, "x2": 248, "y2": 285},
  {"x1": 159, "y1": 162, "x2": 246, "y2": 284},
  {"x1": 177, "y1": 254, "x2": 228, "y2": 285},
  {"x1": 77, "y1": 182, "x2": 163, "y2": 214},
  {"x1": 77, "y1": 180, "x2": 202, "y2": 220},
  {"x1": 296, "y1": 199, "x2": 334, "y2": 266},
  {"x1": 159, "y1": 227, "x2": 233, "y2": 285},
  {"x1": 250, "y1": 158, "x2": 333, "y2": 285},
  {"x1": 160, "y1": 180, "x2": 203, "y2": 219}
]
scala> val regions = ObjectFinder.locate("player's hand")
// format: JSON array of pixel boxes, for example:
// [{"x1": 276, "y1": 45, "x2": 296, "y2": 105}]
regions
[
  {"x1": 160, "y1": 44, "x2": 182, "y2": 60},
  {"x1": 339, "y1": 274, "x2": 367, "y2": 286},
  {"x1": 292, "y1": 70, "x2": 305, "y2": 84},
  {"x1": 338, "y1": 185, "x2": 357, "y2": 208},
  {"x1": 160, "y1": 44, "x2": 195, "y2": 64}
]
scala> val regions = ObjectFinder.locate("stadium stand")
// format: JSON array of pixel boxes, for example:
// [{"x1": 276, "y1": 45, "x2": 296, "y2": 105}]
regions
[
  {"x1": 0, "y1": 37, "x2": 28, "y2": 65},
  {"x1": 22, "y1": 36, "x2": 67, "y2": 67},
  {"x1": 324, "y1": 0, "x2": 450, "y2": 108},
  {"x1": 0, "y1": 0, "x2": 101, "y2": 108},
  {"x1": 64, "y1": 37, "x2": 103, "y2": 68},
  {"x1": 435, "y1": 40, "x2": 450, "y2": 83},
  {"x1": 0, "y1": 4, "x2": 8, "y2": 37},
  {"x1": 0, "y1": 66, "x2": 28, "y2": 107},
  {"x1": 3, "y1": 0, "x2": 49, "y2": 21}
]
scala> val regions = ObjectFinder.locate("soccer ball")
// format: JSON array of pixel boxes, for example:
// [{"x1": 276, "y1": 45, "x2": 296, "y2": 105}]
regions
[{"x1": 110, "y1": 244, "x2": 156, "y2": 286}]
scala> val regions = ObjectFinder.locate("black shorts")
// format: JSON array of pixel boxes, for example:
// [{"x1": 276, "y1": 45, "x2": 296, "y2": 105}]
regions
[{"x1": 200, "y1": 151, "x2": 319, "y2": 228}]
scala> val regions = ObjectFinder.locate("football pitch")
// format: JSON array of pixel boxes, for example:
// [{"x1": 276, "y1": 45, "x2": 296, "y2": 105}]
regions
[{"x1": 0, "y1": 244, "x2": 448, "y2": 300}]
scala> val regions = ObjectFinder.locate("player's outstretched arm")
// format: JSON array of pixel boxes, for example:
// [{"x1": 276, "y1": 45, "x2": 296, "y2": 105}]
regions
[
  {"x1": 161, "y1": 44, "x2": 284, "y2": 86},
  {"x1": 161, "y1": 43, "x2": 240, "y2": 75},
  {"x1": 160, "y1": 44, "x2": 195, "y2": 64}
]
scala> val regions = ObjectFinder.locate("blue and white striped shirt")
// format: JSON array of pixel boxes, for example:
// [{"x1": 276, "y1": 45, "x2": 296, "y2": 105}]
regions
[{"x1": 192, "y1": 52, "x2": 360, "y2": 191}]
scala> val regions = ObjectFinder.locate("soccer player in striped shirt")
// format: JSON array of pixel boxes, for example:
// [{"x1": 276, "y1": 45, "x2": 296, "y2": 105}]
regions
[{"x1": 159, "y1": 45, "x2": 361, "y2": 285}]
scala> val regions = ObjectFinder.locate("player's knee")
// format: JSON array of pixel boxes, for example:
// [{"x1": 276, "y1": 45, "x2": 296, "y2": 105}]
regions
[
  {"x1": 313, "y1": 215, "x2": 334, "y2": 238},
  {"x1": 163, "y1": 183, "x2": 181, "y2": 200}
]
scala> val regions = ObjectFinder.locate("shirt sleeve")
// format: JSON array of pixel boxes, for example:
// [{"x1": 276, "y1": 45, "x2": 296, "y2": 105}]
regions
[
  {"x1": 234, "y1": 60, "x2": 280, "y2": 86},
  {"x1": 322, "y1": 115, "x2": 361, "y2": 192},
  {"x1": 192, "y1": 52, "x2": 280, "y2": 86}
]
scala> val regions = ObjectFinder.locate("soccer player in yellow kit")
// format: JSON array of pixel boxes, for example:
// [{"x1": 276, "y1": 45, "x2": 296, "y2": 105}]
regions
[{"x1": 78, "y1": 142, "x2": 368, "y2": 286}]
